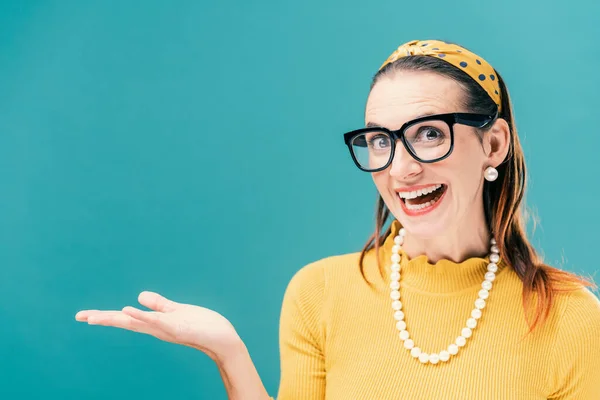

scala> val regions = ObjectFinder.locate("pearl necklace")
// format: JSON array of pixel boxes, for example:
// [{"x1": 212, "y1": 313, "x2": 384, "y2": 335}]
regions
[{"x1": 389, "y1": 228, "x2": 500, "y2": 364}]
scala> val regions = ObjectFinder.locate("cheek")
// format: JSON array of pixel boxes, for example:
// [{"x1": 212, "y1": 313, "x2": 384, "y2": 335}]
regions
[
  {"x1": 372, "y1": 171, "x2": 392, "y2": 198},
  {"x1": 459, "y1": 129, "x2": 486, "y2": 155},
  {"x1": 447, "y1": 136, "x2": 486, "y2": 178},
  {"x1": 371, "y1": 171, "x2": 403, "y2": 214},
  {"x1": 443, "y1": 151, "x2": 485, "y2": 201}
]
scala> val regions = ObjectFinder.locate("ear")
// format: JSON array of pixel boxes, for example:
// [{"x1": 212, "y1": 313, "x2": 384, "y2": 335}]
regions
[{"x1": 482, "y1": 118, "x2": 511, "y2": 168}]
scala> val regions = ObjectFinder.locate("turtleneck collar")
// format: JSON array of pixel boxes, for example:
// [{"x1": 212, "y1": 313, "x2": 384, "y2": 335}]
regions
[{"x1": 379, "y1": 220, "x2": 508, "y2": 294}]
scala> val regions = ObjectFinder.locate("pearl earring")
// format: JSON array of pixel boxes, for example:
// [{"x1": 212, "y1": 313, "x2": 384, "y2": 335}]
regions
[{"x1": 484, "y1": 166, "x2": 498, "y2": 182}]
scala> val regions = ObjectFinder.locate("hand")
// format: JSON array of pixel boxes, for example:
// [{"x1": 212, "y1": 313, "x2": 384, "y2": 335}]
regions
[{"x1": 75, "y1": 291, "x2": 243, "y2": 363}]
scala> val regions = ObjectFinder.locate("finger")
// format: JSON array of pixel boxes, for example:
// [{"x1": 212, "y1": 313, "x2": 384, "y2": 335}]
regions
[
  {"x1": 75, "y1": 310, "x2": 97, "y2": 321},
  {"x1": 75, "y1": 310, "x2": 121, "y2": 322},
  {"x1": 122, "y1": 306, "x2": 180, "y2": 339},
  {"x1": 87, "y1": 311, "x2": 170, "y2": 340},
  {"x1": 86, "y1": 311, "x2": 133, "y2": 326},
  {"x1": 138, "y1": 291, "x2": 178, "y2": 313},
  {"x1": 122, "y1": 306, "x2": 162, "y2": 325}
]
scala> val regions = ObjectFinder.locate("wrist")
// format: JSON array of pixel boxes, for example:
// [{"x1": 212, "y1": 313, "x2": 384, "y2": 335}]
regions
[
  {"x1": 212, "y1": 339, "x2": 270, "y2": 400},
  {"x1": 212, "y1": 338, "x2": 248, "y2": 368}
]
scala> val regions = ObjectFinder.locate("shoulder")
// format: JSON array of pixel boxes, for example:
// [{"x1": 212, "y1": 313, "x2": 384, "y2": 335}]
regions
[
  {"x1": 283, "y1": 252, "x2": 362, "y2": 299},
  {"x1": 556, "y1": 286, "x2": 600, "y2": 336},
  {"x1": 545, "y1": 286, "x2": 600, "y2": 397},
  {"x1": 501, "y1": 265, "x2": 600, "y2": 329},
  {"x1": 279, "y1": 252, "x2": 362, "y2": 338}
]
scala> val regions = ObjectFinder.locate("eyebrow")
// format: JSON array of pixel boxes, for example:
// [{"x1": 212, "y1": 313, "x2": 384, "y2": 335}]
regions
[{"x1": 365, "y1": 112, "x2": 438, "y2": 129}]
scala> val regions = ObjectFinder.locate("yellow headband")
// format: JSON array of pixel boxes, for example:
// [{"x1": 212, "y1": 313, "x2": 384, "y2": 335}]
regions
[{"x1": 379, "y1": 39, "x2": 502, "y2": 112}]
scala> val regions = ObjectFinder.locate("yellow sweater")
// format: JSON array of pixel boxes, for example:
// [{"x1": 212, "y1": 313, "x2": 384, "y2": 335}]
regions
[{"x1": 275, "y1": 222, "x2": 600, "y2": 399}]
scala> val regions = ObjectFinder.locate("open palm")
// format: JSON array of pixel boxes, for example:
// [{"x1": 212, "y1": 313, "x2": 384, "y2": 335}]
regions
[{"x1": 75, "y1": 291, "x2": 241, "y2": 362}]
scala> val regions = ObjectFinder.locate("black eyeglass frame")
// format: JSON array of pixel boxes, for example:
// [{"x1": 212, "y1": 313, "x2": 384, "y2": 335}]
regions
[{"x1": 342, "y1": 112, "x2": 498, "y2": 172}]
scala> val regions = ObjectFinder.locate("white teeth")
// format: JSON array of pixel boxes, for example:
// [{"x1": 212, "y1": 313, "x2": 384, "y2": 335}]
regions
[{"x1": 398, "y1": 184, "x2": 442, "y2": 199}]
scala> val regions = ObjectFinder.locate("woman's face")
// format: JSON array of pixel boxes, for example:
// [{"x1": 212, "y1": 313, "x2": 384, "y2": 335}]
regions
[{"x1": 366, "y1": 71, "x2": 494, "y2": 239}]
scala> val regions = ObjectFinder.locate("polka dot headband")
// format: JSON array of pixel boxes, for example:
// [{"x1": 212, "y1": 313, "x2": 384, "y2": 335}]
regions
[{"x1": 379, "y1": 39, "x2": 502, "y2": 112}]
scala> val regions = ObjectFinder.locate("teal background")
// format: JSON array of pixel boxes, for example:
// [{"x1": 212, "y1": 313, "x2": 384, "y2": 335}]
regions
[{"x1": 0, "y1": 1, "x2": 598, "y2": 399}]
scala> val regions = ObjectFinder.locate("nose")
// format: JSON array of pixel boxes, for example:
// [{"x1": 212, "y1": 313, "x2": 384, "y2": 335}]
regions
[{"x1": 388, "y1": 140, "x2": 423, "y2": 180}]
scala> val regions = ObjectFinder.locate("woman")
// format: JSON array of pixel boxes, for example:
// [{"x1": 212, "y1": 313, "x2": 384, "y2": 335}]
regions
[{"x1": 75, "y1": 39, "x2": 600, "y2": 399}]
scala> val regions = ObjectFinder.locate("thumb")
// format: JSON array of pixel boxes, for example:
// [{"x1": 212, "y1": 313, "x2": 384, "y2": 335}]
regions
[{"x1": 138, "y1": 291, "x2": 179, "y2": 312}]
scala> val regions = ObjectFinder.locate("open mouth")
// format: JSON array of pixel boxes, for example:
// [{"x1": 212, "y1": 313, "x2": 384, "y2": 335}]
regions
[{"x1": 397, "y1": 184, "x2": 447, "y2": 212}]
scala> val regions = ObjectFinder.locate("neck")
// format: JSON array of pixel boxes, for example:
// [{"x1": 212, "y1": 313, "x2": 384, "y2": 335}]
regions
[{"x1": 401, "y1": 211, "x2": 491, "y2": 264}]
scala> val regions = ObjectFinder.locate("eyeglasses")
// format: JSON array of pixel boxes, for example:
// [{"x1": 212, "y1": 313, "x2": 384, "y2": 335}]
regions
[{"x1": 343, "y1": 112, "x2": 497, "y2": 172}]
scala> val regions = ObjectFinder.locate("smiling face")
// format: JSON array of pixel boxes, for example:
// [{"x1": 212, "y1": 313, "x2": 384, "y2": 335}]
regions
[{"x1": 366, "y1": 71, "x2": 491, "y2": 239}]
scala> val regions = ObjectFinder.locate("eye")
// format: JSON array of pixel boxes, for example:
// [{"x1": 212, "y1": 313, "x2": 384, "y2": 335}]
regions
[
  {"x1": 417, "y1": 127, "x2": 445, "y2": 142},
  {"x1": 367, "y1": 134, "x2": 391, "y2": 150}
]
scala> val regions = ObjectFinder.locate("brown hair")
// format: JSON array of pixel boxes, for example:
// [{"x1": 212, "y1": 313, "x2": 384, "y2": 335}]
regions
[{"x1": 358, "y1": 53, "x2": 596, "y2": 334}]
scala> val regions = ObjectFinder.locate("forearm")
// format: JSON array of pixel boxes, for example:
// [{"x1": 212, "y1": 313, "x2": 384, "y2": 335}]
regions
[{"x1": 214, "y1": 341, "x2": 272, "y2": 400}]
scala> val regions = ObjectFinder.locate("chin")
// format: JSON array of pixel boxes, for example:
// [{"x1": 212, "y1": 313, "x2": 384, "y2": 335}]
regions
[{"x1": 397, "y1": 217, "x2": 451, "y2": 240}]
